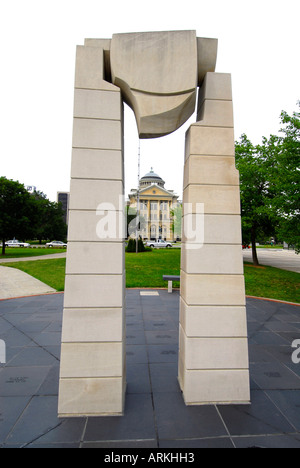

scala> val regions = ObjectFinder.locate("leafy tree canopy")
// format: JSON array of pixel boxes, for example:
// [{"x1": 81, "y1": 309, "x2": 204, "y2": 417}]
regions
[
  {"x1": 235, "y1": 102, "x2": 299, "y2": 263},
  {"x1": 0, "y1": 177, "x2": 67, "y2": 254}
]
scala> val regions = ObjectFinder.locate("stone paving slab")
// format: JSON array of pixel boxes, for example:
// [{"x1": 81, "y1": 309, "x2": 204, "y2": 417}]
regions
[{"x1": 0, "y1": 291, "x2": 300, "y2": 448}]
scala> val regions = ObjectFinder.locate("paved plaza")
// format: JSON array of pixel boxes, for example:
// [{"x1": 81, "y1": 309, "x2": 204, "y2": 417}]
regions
[{"x1": 0, "y1": 290, "x2": 300, "y2": 448}]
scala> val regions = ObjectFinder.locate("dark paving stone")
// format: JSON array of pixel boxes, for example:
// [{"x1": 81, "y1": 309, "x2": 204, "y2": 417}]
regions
[
  {"x1": 147, "y1": 344, "x2": 178, "y2": 363},
  {"x1": 251, "y1": 331, "x2": 291, "y2": 346},
  {"x1": 5, "y1": 395, "x2": 85, "y2": 447},
  {"x1": 36, "y1": 365, "x2": 60, "y2": 396},
  {"x1": 81, "y1": 439, "x2": 158, "y2": 448},
  {"x1": 264, "y1": 321, "x2": 300, "y2": 332},
  {"x1": 250, "y1": 362, "x2": 300, "y2": 390},
  {"x1": 159, "y1": 437, "x2": 234, "y2": 448},
  {"x1": 262, "y1": 345, "x2": 296, "y2": 364},
  {"x1": 248, "y1": 344, "x2": 276, "y2": 363},
  {"x1": 7, "y1": 347, "x2": 57, "y2": 367},
  {"x1": 265, "y1": 390, "x2": 300, "y2": 431},
  {"x1": 232, "y1": 434, "x2": 300, "y2": 448},
  {"x1": 218, "y1": 390, "x2": 295, "y2": 436},
  {"x1": 1, "y1": 292, "x2": 300, "y2": 448},
  {"x1": 30, "y1": 331, "x2": 61, "y2": 347},
  {"x1": 83, "y1": 393, "x2": 156, "y2": 442},
  {"x1": 0, "y1": 366, "x2": 51, "y2": 396},
  {"x1": 149, "y1": 363, "x2": 181, "y2": 393},
  {"x1": 277, "y1": 331, "x2": 300, "y2": 343},
  {"x1": 145, "y1": 330, "x2": 178, "y2": 345},
  {"x1": 153, "y1": 392, "x2": 227, "y2": 440},
  {"x1": 43, "y1": 345, "x2": 61, "y2": 361},
  {"x1": 126, "y1": 345, "x2": 148, "y2": 364},
  {"x1": 126, "y1": 363, "x2": 151, "y2": 394},
  {"x1": 126, "y1": 330, "x2": 146, "y2": 345},
  {"x1": 143, "y1": 320, "x2": 175, "y2": 332},
  {"x1": 0, "y1": 317, "x2": 14, "y2": 333},
  {"x1": 0, "y1": 396, "x2": 31, "y2": 443},
  {"x1": 0, "y1": 328, "x2": 34, "y2": 348}
]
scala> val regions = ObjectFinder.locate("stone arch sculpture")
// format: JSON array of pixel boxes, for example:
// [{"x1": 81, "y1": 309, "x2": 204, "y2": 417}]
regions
[{"x1": 58, "y1": 31, "x2": 250, "y2": 417}]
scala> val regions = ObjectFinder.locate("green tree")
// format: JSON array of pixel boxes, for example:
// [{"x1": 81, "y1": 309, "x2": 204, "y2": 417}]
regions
[
  {"x1": 236, "y1": 102, "x2": 300, "y2": 262},
  {"x1": 235, "y1": 135, "x2": 277, "y2": 265},
  {"x1": 0, "y1": 177, "x2": 38, "y2": 254},
  {"x1": 32, "y1": 190, "x2": 67, "y2": 243},
  {"x1": 271, "y1": 104, "x2": 300, "y2": 251}
]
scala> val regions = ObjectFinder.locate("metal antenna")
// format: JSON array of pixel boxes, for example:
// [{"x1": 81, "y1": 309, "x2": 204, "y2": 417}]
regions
[{"x1": 136, "y1": 140, "x2": 141, "y2": 253}]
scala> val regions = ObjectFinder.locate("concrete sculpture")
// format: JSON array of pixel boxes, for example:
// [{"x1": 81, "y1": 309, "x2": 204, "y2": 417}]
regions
[{"x1": 58, "y1": 31, "x2": 250, "y2": 417}]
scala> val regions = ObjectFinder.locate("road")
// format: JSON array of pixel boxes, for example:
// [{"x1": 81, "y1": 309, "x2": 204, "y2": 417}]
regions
[{"x1": 243, "y1": 248, "x2": 300, "y2": 273}]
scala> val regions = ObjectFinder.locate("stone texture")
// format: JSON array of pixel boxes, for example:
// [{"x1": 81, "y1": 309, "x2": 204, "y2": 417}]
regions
[
  {"x1": 60, "y1": 342, "x2": 124, "y2": 378},
  {"x1": 179, "y1": 325, "x2": 249, "y2": 370},
  {"x1": 64, "y1": 274, "x2": 124, "y2": 309},
  {"x1": 58, "y1": 377, "x2": 124, "y2": 417},
  {"x1": 71, "y1": 149, "x2": 123, "y2": 181},
  {"x1": 178, "y1": 364, "x2": 251, "y2": 405},
  {"x1": 110, "y1": 31, "x2": 217, "y2": 138},
  {"x1": 61, "y1": 308, "x2": 123, "y2": 342},
  {"x1": 179, "y1": 300, "x2": 247, "y2": 338},
  {"x1": 66, "y1": 242, "x2": 124, "y2": 275},
  {"x1": 181, "y1": 272, "x2": 246, "y2": 306},
  {"x1": 58, "y1": 42, "x2": 126, "y2": 417},
  {"x1": 183, "y1": 155, "x2": 239, "y2": 188},
  {"x1": 72, "y1": 118, "x2": 122, "y2": 150},
  {"x1": 181, "y1": 244, "x2": 244, "y2": 274},
  {"x1": 183, "y1": 185, "x2": 241, "y2": 215},
  {"x1": 179, "y1": 71, "x2": 250, "y2": 405}
]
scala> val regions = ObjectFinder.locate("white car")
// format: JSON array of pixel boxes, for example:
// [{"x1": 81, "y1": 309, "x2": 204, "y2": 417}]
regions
[
  {"x1": 46, "y1": 241, "x2": 67, "y2": 248},
  {"x1": 146, "y1": 239, "x2": 173, "y2": 248},
  {"x1": 5, "y1": 240, "x2": 31, "y2": 248}
]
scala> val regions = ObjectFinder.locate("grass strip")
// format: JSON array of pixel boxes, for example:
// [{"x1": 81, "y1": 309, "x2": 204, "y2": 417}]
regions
[
  {"x1": 1, "y1": 249, "x2": 299, "y2": 303},
  {"x1": 1, "y1": 258, "x2": 66, "y2": 291},
  {"x1": 0, "y1": 248, "x2": 66, "y2": 259}
]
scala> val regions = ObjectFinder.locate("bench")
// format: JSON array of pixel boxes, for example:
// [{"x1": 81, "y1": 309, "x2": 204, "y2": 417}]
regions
[{"x1": 162, "y1": 275, "x2": 180, "y2": 293}]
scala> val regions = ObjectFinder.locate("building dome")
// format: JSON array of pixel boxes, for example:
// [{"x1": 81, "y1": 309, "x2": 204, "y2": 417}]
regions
[{"x1": 140, "y1": 168, "x2": 165, "y2": 188}]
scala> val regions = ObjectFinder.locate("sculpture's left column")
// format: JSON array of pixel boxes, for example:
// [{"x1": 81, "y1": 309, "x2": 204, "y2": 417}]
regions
[{"x1": 58, "y1": 43, "x2": 126, "y2": 417}]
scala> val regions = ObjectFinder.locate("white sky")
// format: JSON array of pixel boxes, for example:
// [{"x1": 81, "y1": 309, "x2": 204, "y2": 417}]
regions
[{"x1": 0, "y1": 0, "x2": 299, "y2": 202}]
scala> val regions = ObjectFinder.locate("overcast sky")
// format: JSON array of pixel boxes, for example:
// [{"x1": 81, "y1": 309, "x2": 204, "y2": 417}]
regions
[{"x1": 0, "y1": 0, "x2": 299, "y2": 202}]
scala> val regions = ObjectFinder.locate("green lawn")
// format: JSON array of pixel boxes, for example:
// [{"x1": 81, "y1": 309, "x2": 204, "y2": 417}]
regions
[
  {"x1": 0, "y1": 248, "x2": 66, "y2": 259},
  {"x1": 126, "y1": 249, "x2": 181, "y2": 288},
  {"x1": 1, "y1": 249, "x2": 299, "y2": 303},
  {"x1": 244, "y1": 262, "x2": 300, "y2": 303},
  {"x1": 2, "y1": 258, "x2": 66, "y2": 291}
]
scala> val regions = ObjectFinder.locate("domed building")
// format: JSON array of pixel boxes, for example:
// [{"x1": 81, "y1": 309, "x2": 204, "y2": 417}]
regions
[{"x1": 128, "y1": 168, "x2": 180, "y2": 241}]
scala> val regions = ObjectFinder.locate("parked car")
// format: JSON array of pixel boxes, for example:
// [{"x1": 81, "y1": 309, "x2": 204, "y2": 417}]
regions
[
  {"x1": 46, "y1": 241, "x2": 67, "y2": 248},
  {"x1": 5, "y1": 240, "x2": 31, "y2": 248},
  {"x1": 146, "y1": 239, "x2": 173, "y2": 248}
]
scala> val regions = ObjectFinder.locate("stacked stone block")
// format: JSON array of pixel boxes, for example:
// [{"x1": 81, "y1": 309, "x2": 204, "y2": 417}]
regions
[
  {"x1": 179, "y1": 72, "x2": 250, "y2": 404},
  {"x1": 58, "y1": 43, "x2": 126, "y2": 417}
]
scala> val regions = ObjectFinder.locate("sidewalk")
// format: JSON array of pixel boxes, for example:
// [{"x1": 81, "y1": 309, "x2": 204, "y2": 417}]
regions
[
  {"x1": 0, "y1": 265, "x2": 56, "y2": 299},
  {"x1": 0, "y1": 290, "x2": 300, "y2": 448},
  {"x1": 0, "y1": 252, "x2": 66, "y2": 264}
]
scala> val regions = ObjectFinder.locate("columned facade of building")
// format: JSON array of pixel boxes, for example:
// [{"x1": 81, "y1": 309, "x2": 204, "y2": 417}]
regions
[{"x1": 128, "y1": 169, "x2": 180, "y2": 242}]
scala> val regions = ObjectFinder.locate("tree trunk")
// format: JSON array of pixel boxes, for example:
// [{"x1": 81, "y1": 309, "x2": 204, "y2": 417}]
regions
[
  {"x1": 251, "y1": 227, "x2": 259, "y2": 266},
  {"x1": 2, "y1": 239, "x2": 5, "y2": 256}
]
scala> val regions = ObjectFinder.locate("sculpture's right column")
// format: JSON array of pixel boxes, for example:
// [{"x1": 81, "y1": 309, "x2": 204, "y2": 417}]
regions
[{"x1": 179, "y1": 72, "x2": 251, "y2": 405}]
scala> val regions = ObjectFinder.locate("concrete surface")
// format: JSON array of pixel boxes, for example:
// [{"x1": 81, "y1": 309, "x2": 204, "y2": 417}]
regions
[
  {"x1": 243, "y1": 249, "x2": 300, "y2": 273},
  {"x1": 0, "y1": 266, "x2": 56, "y2": 299}
]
